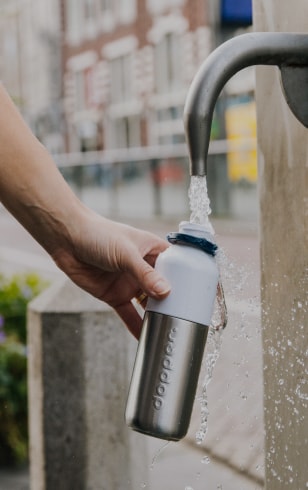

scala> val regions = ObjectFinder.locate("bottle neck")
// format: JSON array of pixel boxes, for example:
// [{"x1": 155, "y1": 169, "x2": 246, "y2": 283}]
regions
[{"x1": 179, "y1": 221, "x2": 214, "y2": 241}]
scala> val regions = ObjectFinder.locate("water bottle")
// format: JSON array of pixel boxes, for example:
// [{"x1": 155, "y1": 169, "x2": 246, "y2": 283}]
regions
[{"x1": 125, "y1": 221, "x2": 220, "y2": 441}]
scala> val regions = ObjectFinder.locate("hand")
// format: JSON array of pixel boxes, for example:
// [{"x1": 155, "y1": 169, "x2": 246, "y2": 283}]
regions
[
  {"x1": 52, "y1": 211, "x2": 170, "y2": 339},
  {"x1": 0, "y1": 84, "x2": 170, "y2": 339}
]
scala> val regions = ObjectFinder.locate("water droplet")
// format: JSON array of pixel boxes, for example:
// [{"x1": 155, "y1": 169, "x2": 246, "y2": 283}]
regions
[
  {"x1": 295, "y1": 381, "x2": 308, "y2": 401},
  {"x1": 140, "y1": 483, "x2": 146, "y2": 488},
  {"x1": 201, "y1": 456, "x2": 211, "y2": 465},
  {"x1": 278, "y1": 379, "x2": 284, "y2": 386}
]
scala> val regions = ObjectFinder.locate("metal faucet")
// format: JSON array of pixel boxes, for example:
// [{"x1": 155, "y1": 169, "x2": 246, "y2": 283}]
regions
[{"x1": 183, "y1": 32, "x2": 308, "y2": 176}]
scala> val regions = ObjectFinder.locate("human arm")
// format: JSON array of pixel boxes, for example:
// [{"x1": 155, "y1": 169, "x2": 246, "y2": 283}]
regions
[{"x1": 0, "y1": 83, "x2": 170, "y2": 338}]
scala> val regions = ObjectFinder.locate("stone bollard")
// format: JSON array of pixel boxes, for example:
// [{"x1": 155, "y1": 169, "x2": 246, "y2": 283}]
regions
[{"x1": 27, "y1": 279, "x2": 147, "y2": 490}]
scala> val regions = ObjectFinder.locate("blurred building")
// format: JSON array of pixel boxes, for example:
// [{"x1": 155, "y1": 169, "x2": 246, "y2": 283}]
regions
[
  {"x1": 0, "y1": 0, "x2": 64, "y2": 153},
  {"x1": 61, "y1": 0, "x2": 214, "y2": 153}
]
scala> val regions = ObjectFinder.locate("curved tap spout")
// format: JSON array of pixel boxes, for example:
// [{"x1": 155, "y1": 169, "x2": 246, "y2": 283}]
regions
[{"x1": 183, "y1": 32, "x2": 308, "y2": 176}]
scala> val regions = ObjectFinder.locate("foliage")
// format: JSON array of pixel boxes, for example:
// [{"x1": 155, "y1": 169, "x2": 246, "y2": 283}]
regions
[{"x1": 0, "y1": 273, "x2": 48, "y2": 467}]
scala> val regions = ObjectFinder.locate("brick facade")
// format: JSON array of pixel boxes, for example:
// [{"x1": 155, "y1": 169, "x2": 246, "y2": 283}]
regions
[{"x1": 61, "y1": 0, "x2": 212, "y2": 152}]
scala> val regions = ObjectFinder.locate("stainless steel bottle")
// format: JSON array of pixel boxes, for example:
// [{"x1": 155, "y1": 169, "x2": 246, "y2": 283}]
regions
[{"x1": 125, "y1": 222, "x2": 219, "y2": 441}]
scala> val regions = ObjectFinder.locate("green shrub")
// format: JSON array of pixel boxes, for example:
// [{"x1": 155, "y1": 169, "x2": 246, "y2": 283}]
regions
[{"x1": 0, "y1": 273, "x2": 48, "y2": 467}]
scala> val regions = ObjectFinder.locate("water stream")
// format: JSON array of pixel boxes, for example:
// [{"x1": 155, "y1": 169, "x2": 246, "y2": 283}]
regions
[
  {"x1": 188, "y1": 175, "x2": 214, "y2": 232},
  {"x1": 195, "y1": 323, "x2": 224, "y2": 445},
  {"x1": 188, "y1": 175, "x2": 224, "y2": 445},
  {"x1": 150, "y1": 441, "x2": 170, "y2": 470}
]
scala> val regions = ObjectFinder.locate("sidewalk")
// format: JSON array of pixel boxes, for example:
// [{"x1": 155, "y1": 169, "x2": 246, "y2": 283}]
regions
[{"x1": 0, "y1": 207, "x2": 264, "y2": 489}]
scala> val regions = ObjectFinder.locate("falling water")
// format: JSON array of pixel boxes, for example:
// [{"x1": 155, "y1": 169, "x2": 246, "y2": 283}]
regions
[
  {"x1": 188, "y1": 175, "x2": 214, "y2": 233},
  {"x1": 188, "y1": 174, "x2": 224, "y2": 445},
  {"x1": 150, "y1": 441, "x2": 170, "y2": 470},
  {"x1": 196, "y1": 322, "x2": 224, "y2": 444}
]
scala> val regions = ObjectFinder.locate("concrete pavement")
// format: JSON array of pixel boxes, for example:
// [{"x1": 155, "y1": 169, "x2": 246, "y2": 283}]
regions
[{"x1": 0, "y1": 205, "x2": 264, "y2": 489}]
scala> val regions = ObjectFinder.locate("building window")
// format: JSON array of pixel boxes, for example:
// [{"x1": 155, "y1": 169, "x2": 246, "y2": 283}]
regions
[
  {"x1": 66, "y1": 0, "x2": 83, "y2": 44},
  {"x1": 98, "y1": 0, "x2": 136, "y2": 30},
  {"x1": 74, "y1": 71, "x2": 86, "y2": 112},
  {"x1": 116, "y1": 0, "x2": 137, "y2": 24},
  {"x1": 73, "y1": 66, "x2": 97, "y2": 112},
  {"x1": 155, "y1": 105, "x2": 185, "y2": 145},
  {"x1": 83, "y1": 0, "x2": 97, "y2": 38},
  {"x1": 108, "y1": 53, "x2": 141, "y2": 148},
  {"x1": 154, "y1": 32, "x2": 182, "y2": 94},
  {"x1": 110, "y1": 54, "x2": 133, "y2": 103},
  {"x1": 151, "y1": 32, "x2": 185, "y2": 145},
  {"x1": 112, "y1": 115, "x2": 141, "y2": 148},
  {"x1": 104, "y1": 39, "x2": 140, "y2": 149},
  {"x1": 84, "y1": 0, "x2": 96, "y2": 20},
  {"x1": 98, "y1": 0, "x2": 114, "y2": 32},
  {"x1": 99, "y1": 0, "x2": 113, "y2": 14}
]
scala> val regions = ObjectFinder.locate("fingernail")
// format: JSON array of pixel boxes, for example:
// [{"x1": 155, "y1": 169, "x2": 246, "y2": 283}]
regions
[{"x1": 153, "y1": 279, "x2": 171, "y2": 295}]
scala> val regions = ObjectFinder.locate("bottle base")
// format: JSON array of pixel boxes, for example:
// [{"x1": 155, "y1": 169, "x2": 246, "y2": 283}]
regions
[{"x1": 125, "y1": 312, "x2": 208, "y2": 442}]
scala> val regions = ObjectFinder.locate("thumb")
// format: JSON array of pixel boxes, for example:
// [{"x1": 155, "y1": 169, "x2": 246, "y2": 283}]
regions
[{"x1": 131, "y1": 257, "x2": 171, "y2": 299}]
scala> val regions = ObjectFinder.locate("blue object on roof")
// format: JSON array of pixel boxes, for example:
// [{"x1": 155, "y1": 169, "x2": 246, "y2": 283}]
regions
[{"x1": 221, "y1": 0, "x2": 252, "y2": 25}]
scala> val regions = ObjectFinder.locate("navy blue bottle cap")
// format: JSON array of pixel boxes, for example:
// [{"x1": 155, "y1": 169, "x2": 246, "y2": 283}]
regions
[{"x1": 167, "y1": 232, "x2": 218, "y2": 257}]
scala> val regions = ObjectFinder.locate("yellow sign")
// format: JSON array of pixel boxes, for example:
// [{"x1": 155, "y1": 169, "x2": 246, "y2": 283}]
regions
[{"x1": 225, "y1": 101, "x2": 257, "y2": 183}]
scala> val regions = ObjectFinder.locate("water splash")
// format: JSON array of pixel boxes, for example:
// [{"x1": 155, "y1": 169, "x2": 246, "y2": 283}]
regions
[
  {"x1": 201, "y1": 456, "x2": 211, "y2": 465},
  {"x1": 150, "y1": 441, "x2": 170, "y2": 470},
  {"x1": 196, "y1": 323, "x2": 224, "y2": 444}
]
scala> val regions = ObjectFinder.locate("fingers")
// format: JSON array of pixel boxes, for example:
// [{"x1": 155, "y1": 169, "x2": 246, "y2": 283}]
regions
[
  {"x1": 129, "y1": 256, "x2": 170, "y2": 299},
  {"x1": 115, "y1": 301, "x2": 143, "y2": 340}
]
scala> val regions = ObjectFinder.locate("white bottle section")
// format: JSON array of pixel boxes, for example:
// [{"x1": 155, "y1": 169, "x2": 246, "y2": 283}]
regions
[{"x1": 146, "y1": 222, "x2": 219, "y2": 326}]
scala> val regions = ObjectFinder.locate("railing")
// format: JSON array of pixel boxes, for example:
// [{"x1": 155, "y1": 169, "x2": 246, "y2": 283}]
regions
[{"x1": 53, "y1": 140, "x2": 258, "y2": 221}]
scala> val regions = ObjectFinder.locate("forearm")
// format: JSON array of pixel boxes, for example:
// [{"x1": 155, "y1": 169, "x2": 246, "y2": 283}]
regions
[{"x1": 0, "y1": 84, "x2": 85, "y2": 255}]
